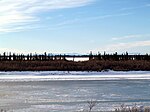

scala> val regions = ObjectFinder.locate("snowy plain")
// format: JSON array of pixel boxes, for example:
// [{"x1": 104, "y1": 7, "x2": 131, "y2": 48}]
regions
[
  {"x1": 0, "y1": 70, "x2": 150, "y2": 81},
  {"x1": 0, "y1": 71, "x2": 150, "y2": 112}
]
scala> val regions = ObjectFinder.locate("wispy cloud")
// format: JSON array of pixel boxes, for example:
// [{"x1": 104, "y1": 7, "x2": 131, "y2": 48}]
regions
[
  {"x1": 112, "y1": 34, "x2": 150, "y2": 40},
  {"x1": 86, "y1": 13, "x2": 132, "y2": 21},
  {"x1": 56, "y1": 18, "x2": 80, "y2": 26},
  {"x1": 49, "y1": 13, "x2": 132, "y2": 29},
  {"x1": 94, "y1": 40, "x2": 150, "y2": 53},
  {"x1": 120, "y1": 3, "x2": 150, "y2": 11},
  {"x1": 0, "y1": 0, "x2": 94, "y2": 33}
]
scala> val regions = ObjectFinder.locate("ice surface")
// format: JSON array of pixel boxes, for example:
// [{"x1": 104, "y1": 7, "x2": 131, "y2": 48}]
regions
[
  {"x1": 0, "y1": 71, "x2": 150, "y2": 81},
  {"x1": 0, "y1": 71, "x2": 150, "y2": 112}
]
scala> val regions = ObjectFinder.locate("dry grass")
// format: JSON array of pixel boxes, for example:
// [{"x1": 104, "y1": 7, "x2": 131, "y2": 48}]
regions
[
  {"x1": 114, "y1": 104, "x2": 150, "y2": 112},
  {"x1": 0, "y1": 109, "x2": 6, "y2": 112},
  {"x1": 1, "y1": 104, "x2": 150, "y2": 112},
  {"x1": 81, "y1": 102, "x2": 150, "y2": 112},
  {"x1": 0, "y1": 60, "x2": 150, "y2": 71}
]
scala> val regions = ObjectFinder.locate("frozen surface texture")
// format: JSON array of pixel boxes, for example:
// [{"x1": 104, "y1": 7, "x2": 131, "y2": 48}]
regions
[{"x1": 0, "y1": 71, "x2": 150, "y2": 112}]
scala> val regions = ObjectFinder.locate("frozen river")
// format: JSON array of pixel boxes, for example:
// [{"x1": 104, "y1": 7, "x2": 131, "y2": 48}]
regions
[{"x1": 0, "y1": 71, "x2": 150, "y2": 112}]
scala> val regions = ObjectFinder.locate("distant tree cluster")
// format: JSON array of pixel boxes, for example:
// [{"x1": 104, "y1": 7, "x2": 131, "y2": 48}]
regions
[
  {"x1": 89, "y1": 52, "x2": 150, "y2": 61},
  {"x1": 0, "y1": 52, "x2": 150, "y2": 61},
  {"x1": 0, "y1": 52, "x2": 150, "y2": 71},
  {"x1": 0, "y1": 52, "x2": 66, "y2": 61}
]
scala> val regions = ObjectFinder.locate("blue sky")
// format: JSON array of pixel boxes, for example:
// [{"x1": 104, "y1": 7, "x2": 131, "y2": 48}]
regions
[{"x1": 0, "y1": 0, "x2": 150, "y2": 54}]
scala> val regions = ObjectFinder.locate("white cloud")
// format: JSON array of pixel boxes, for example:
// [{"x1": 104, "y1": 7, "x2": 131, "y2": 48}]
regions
[
  {"x1": 24, "y1": 0, "x2": 94, "y2": 13},
  {"x1": 94, "y1": 40, "x2": 150, "y2": 53},
  {"x1": 112, "y1": 34, "x2": 150, "y2": 40},
  {"x1": 48, "y1": 13, "x2": 132, "y2": 29},
  {"x1": 56, "y1": 18, "x2": 80, "y2": 26},
  {"x1": 0, "y1": 0, "x2": 94, "y2": 33},
  {"x1": 85, "y1": 13, "x2": 132, "y2": 21}
]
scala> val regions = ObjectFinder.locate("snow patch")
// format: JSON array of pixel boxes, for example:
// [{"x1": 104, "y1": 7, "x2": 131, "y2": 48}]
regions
[{"x1": 0, "y1": 71, "x2": 150, "y2": 81}]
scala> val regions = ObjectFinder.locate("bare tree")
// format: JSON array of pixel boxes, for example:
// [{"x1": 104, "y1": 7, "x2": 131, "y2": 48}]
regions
[{"x1": 87, "y1": 100, "x2": 97, "y2": 112}]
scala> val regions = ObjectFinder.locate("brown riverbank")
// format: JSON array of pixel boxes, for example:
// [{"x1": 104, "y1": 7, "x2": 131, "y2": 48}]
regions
[{"x1": 0, "y1": 60, "x2": 150, "y2": 71}]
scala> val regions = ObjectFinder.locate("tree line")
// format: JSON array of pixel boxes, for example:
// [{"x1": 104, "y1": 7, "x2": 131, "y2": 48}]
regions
[
  {"x1": 0, "y1": 52, "x2": 149, "y2": 71},
  {"x1": 0, "y1": 52, "x2": 149, "y2": 61}
]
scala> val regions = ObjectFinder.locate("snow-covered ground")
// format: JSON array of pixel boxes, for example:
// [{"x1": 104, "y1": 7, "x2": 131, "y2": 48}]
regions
[
  {"x1": 0, "y1": 71, "x2": 150, "y2": 112},
  {"x1": 0, "y1": 71, "x2": 150, "y2": 81}
]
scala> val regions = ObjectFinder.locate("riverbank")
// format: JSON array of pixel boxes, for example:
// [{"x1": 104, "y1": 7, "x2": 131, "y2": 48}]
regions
[
  {"x1": 0, "y1": 60, "x2": 150, "y2": 71},
  {"x1": 0, "y1": 78, "x2": 150, "y2": 112}
]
